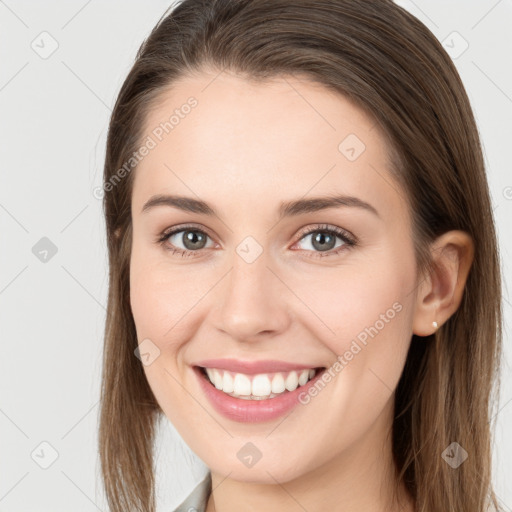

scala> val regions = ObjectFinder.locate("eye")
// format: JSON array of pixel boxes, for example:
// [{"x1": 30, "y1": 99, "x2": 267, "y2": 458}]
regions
[
  {"x1": 293, "y1": 224, "x2": 357, "y2": 258},
  {"x1": 157, "y1": 224, "x2": 215, "y2": 257}
]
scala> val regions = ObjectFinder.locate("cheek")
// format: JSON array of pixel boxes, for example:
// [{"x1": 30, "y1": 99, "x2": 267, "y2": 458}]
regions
[
  {"x1": 283, "y1": 256, "x2": 416, "y2": 448},
  {"x1": 129, "y1": 250, "x2": 206, "y2": 422},
  {"x1": 290, "y1": 265, "x2": 411, "y2": 349},
  {"x1": 286, "y1": 250, "x2": 416, "y2": 391},
  {"x1": 129, "y1": 244, "x2": 204, "y2": 344},
  {"x1": 130, "y1": 270, "x2": 175, "y2": 338}
]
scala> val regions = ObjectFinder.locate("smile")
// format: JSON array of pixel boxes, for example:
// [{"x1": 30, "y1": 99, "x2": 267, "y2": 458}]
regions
[
  {"x1": 193, "y1": 364, "x2": 328, "y2": 423},
  {"x1": 201, "y1": 367, "x2": 321, "y2": 400}
]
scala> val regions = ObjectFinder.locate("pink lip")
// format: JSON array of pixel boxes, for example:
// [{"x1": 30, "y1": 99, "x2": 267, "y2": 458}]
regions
[
  {"x1": 194, "y1": 358, "x2": 320, "y2": 375},
  {"x1": 193, "y1": 365, "x2": 326, "y2": 423}
]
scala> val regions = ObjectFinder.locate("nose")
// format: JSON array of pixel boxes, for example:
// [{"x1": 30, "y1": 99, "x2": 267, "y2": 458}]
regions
[{"x1": 214, "y1": 250, "x2": 291, "y2": 342}]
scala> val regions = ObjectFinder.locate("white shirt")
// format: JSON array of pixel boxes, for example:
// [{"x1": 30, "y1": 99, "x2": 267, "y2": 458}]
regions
[{"x1": 173, "y1": 472, "x2": 212, "y2": 512}]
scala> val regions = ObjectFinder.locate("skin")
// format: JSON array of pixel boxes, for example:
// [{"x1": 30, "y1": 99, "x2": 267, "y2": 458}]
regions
[{"x1": 129, "y1": 69, "x2": 474, "y2": 512}]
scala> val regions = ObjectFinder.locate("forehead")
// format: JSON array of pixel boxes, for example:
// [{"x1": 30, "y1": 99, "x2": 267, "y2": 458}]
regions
[{"x1": 132, "y1": 71, "x2": 406, "y2": 223}]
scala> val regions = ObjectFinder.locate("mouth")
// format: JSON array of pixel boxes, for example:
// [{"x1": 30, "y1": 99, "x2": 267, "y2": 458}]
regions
[
  {"x1": 195, "y1": 365, "x2": 327, "y2": 401},
  {"x1": 193, "y1": 364, "x2": 329, "y2": 423}
]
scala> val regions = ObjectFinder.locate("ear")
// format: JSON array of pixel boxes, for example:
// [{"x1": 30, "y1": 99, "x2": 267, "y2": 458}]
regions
[{"x1": 412, "y1": 230, "x2": 474, "y2": 336}]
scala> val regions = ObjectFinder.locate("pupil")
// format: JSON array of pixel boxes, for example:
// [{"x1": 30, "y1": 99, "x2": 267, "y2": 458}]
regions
[
  {"x1": 313, "y1": 231, "x2": 335, "y2": 251},
  {"x1": 184, "y1": 230, "x2": 206, "y2": 250}
]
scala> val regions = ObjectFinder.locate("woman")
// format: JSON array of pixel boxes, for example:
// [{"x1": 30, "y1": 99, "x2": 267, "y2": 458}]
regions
[{"x1": 98, "y1": 1, "x2": 504, "y2": 511}]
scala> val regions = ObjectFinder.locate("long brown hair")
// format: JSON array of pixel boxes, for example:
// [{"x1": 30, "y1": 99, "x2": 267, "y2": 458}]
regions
[{"x1": 98, "y1": 1, "x2": 504, "y2": 510}]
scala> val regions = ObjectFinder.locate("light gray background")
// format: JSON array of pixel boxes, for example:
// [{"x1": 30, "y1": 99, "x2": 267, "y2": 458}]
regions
[{"x1": 1, "y1": 1, "x2": 511, "y2": 510}]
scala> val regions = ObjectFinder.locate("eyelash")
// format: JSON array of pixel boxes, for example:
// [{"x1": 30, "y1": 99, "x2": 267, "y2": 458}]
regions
[{"x1": 156, "y1": 223, "x2": 357, "y2": 259}]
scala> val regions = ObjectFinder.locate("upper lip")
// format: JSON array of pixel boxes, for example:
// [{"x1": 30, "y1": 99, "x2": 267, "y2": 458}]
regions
[{"x1": 194, "y1": 358, "x2": 324, "y2": 375}]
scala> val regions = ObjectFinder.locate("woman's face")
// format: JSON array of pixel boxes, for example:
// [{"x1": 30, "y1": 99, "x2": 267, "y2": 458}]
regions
[{"x1": 129, "y1": 70, "x2": 420, "y2": 482}]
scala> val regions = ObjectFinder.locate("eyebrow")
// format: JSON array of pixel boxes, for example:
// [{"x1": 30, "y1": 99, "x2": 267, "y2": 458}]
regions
[{"x1": 141, "y1": 193, "x2": 380, "y2": 219}]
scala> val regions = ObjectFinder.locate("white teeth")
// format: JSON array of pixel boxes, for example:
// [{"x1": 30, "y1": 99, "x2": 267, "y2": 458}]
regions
[
  {"x1": 233, "y1": 373, "x2": 252, "y2": 395},
  {"x1": 203, "y1": 367, "x2": 319, "y2": 399},
  {"x1": 222, "y1": 371, "x2": 234, "y2": 393},
  {"x1": 213, "y1": 369, "x2": 223, "y2": 390},
  {"x1": 271, "y1": 373, "x2": 285, "y2": 394},
  {"x1": 298, "y1": 369, "x2": 310, "y2": 386},
  {"x1": 251, "y1": 374, "x2": 272, "y2": 397},
  {"x1": 285, "y1": 371, "x2": 298, "y2": 391}
]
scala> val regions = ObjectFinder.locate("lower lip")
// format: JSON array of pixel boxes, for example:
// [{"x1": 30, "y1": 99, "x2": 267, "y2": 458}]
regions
[{"x1": 193, "y1": 366, "x2": 326, "y2": 423}]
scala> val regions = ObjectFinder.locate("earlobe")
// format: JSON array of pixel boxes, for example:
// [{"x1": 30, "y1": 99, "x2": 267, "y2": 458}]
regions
[{"x1": 412, "y1": 231, "x2": 474, "y2": 337}]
